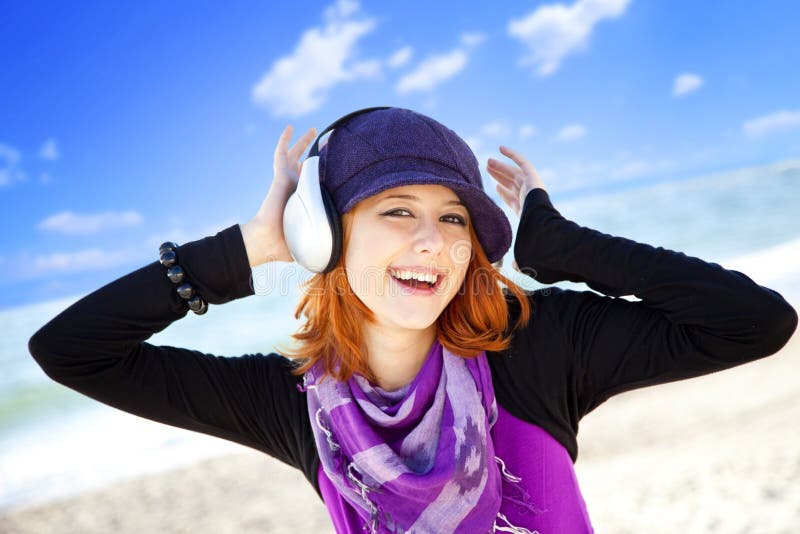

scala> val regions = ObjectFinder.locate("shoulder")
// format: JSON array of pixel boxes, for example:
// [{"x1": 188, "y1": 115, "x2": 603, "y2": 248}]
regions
[
  {"x1": 494, "y1": 286, "x2": 594, "y2": 460},
  {"x1": 219, "y1": 352, "x2": 306, "y2": 404},
  {"x1": 496, "y1": 284, "x2": 616, "y2": 382},
  {"x1": 502, "y1": 284, "x2": 596, "y2": 328},
  {"x1": 237, "y1": 352, "x2": 321, "y2": 494},
  {"x1": 229, "y1": 350, "x2": 298, "y2": 368},
  {"x1": 499, "y1": 285, "x2": 573, "y2": 361}
]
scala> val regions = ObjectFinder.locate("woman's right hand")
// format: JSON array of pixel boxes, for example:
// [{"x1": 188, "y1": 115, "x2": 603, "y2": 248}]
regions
[{"x1": 240, "y1": 125, "x2": 317, "y2": 267}]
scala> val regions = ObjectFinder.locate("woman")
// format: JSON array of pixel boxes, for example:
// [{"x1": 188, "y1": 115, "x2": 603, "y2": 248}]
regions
[{"x1": 29, "y1": 107, "x2": 797, "y2": 533}]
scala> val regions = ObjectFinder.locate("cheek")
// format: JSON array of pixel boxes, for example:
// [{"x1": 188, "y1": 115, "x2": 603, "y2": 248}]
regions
[
  {"x1": 448, "y1": 238, "x2": 472, "y2": 272},
  {"x1": 344, "y1": 250, "x2": 388, "y2": 300},
  {"x1": 447, "y1": 236, "x2": 473, "y2": 266},
  {"x1": 346, "y1": 265, "x2": 387, "y2": 299}
]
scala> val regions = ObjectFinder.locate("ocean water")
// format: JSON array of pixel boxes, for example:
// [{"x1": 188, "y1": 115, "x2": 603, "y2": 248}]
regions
[{"x1": 1, "y1": 159, "x2": 799, "y2": 511}]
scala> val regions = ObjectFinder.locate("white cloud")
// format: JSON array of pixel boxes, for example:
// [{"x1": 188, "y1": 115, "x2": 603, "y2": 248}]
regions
[
  {"x1": 38, "y1": 210, "x2": 144, "y2": 235},
  {"x1": 465, "y1": 122, "x2": 537, "y2": 164},
  {"x1": 396, "y1": 49, "x2": 468, "y2": 94},
  {"x1": 387, "y1": 46, "x2": 413, "y2": 68},
  {"x1": 328, "y1": 0, "x2": 358, "y2": 17},
  {"x1": 460, "y1": 32, "x2": 487, "y2": 47},
  {"x1": 482, "y1": 121, "x2": 512, "y2": 138},
  {"x1": 3, "y1": 246, "x2": 141, "y2": 281},
  {"x1": 2, "y1": 216, "x2": 240, "y2": 284},
  {"x1": 39, "y1": 138, "x2": 60, "y2": 160},
  {"x1": 395, "y1": 31, "x2": 488, "y2": 95},
  {"x1": 508, "y1": 0, "x2": 631, "y2": 77},
  {"x1": 742, "y1": 110, "x2": 800, "y2": 138},
  {"x1": 555, "y1": 123, "x2": 587, "y2": 141},
  {"x1": 0, "y1": 143, "x2": 25, "y2": 187},
  {"x1": 519, "y1": 124, "x2": 538, "y2": 139},
  {"x1": 251, "y1": 0, "x2": 378, "y2": 117},
  {"x1": 609, "y1": 158, "x2": 673, "y2": 180},
  {"x1": 31, "y1": 247, "x2": 139, "y2": 274},
  {"x1": 672, "y1": 72, "x2": 703, "y2": 97}
]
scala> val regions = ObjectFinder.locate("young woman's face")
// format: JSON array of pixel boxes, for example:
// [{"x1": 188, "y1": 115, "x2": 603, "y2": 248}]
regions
[{"x1": 344, "y1": 184, "x2": 473, "y2": 332}]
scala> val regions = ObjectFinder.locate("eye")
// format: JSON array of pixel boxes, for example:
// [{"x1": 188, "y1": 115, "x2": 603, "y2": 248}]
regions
[
  {"x1": 383, "y1": 209, "x2": 412, "y2": 217},
  {"x1": 382, "y1": 209, "x2": 467, "y2": 226},
  {"x1": 441, "y1": 214, "x2": 467, "y2": 226}
]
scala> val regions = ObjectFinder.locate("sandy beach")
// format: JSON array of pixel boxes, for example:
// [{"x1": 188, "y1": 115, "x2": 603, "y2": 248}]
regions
[{"x1": 2, "y1": 327, "x2": 797, "y2": 533}]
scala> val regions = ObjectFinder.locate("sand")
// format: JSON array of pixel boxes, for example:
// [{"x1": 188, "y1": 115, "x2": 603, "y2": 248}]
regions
[
  {"x1": 0, "y1": 450, "x2": 334, "y2": 534},
  {"x1": 2, "y1": 329, "x2": 797, "y2": 533}
]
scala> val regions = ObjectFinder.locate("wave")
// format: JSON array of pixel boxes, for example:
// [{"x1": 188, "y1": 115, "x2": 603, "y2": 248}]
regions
[
  {"x1": 719, "y1": 235, "x2": 800, "y2": 306},
  {"x1": 0, "y1": 404, "x2": 243, "y2": 511}
]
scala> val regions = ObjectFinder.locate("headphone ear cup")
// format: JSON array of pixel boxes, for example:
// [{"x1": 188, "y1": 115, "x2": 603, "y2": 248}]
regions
[
  {"x1": 282, "y1": 155, "x2": 336, "y2": 273},
  {"x1": 319, "y1": 186, "x2": 342, "y2": 273}
]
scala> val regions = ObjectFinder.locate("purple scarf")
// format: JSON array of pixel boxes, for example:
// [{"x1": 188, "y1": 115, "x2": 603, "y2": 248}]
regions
[{"x1": 303, "y1": 339, "x2": 532, "y2": 533}]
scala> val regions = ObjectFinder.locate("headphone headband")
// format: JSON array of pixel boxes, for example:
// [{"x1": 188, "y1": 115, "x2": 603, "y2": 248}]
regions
[{"x1": 308, "y1": 106, "x2": 391, "y2": 158}]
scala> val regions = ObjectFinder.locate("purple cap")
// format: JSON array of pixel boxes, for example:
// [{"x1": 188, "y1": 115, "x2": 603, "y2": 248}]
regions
[{"x1": 318, "y1": 108, "x2": 511, "y2": 263}]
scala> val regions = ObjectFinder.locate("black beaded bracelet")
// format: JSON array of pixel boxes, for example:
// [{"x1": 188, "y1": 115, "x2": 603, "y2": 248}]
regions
[{"x1": 158, "y1": 241, "x2": 208, "y2": 315}]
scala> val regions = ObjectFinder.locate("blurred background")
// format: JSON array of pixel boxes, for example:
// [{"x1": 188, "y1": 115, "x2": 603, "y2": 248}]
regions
[{"x1": 1, "y1": 0, "x2": 798, "y2": 532}]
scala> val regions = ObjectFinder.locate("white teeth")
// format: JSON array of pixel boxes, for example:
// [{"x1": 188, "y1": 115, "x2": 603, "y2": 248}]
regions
[{"x1": 389, "y1": 268, "x2": 439, "y2": 285}]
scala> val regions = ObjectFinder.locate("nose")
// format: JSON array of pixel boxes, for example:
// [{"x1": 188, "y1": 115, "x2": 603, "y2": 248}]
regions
[{"x1": 414, "y1": 216, "x2": 446, "y2": 256}]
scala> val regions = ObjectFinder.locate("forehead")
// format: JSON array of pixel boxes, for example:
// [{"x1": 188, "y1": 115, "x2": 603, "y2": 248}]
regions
[{"x1": 369, "y1": 184, "x2": 463, "y2": 205}]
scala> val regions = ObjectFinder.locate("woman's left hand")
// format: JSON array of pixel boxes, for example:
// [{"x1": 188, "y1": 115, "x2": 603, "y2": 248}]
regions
[{"x1": 487, "y1": 145, "x2": 547, "y2": 218}]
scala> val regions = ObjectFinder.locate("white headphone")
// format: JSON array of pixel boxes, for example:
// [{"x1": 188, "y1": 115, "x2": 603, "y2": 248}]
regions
[{"x1": 282, "y1": 107, "x2": 390, "y2": 273}]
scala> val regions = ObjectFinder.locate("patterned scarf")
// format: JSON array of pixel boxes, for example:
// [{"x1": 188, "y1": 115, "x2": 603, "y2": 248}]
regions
[{"x1": 303, "y1": 339, "x2": 530, "y2": 533}]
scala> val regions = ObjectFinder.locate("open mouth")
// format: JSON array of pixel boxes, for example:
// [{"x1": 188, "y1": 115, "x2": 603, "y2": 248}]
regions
[{"x1": 388, "y1": 268, "x2": 442, "y2": 291}]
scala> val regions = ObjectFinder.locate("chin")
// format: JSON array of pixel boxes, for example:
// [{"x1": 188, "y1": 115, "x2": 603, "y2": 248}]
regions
[{"x1": 383, "y1": 313, "x2": 438, "y2": 332}]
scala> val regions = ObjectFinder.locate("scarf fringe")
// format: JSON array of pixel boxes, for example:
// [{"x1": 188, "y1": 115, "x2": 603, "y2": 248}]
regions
[
  {"x1": 315, "y1": 408, "x2": 341, "y2": 454},
  {"x1": 338, "y1": 431, "x2": 384, "y2": 533},
  {"x1": 492, "y1": 456, "x2": 546, "y2": 533},
  {"x1": 494, "y1": 456, "x2": 522, "y2": 482},
  {"x1": 494, "y1": 512, "x2": 540, "y2": 534}
]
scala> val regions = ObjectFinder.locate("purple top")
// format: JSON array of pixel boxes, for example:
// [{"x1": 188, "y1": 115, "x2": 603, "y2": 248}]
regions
[{"x1": 319, "y1": 403, "x2": 593, "y2": 533}]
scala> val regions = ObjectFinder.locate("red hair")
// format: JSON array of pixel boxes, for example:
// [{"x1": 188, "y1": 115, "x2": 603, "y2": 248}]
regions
[{"x1": 279, "y1": 210, "x2": 532, "y2": 383}]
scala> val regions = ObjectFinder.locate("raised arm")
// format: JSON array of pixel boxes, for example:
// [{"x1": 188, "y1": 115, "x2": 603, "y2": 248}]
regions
[
  {"x1": 486, "y1": 146, "x2": 796, "y2": 416},
  {"x1": 27, "y1": 225, "x2": 315, "y2": 468},
  {"x1": 514, "y1": 187, "x2": 797, "y2": 415},
  {"x1": 28, "y1": 126, "x2": 320, "y2": 480}
]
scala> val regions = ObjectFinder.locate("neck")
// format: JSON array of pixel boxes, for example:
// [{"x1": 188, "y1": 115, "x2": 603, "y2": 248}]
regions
[{"x1": 362, "y1": 322, "x2": 437, "y2": 392}]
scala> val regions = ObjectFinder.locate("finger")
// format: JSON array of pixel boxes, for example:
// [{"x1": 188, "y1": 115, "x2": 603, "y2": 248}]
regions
[
  {"x1": 488, "y1": 157, "x2": 524, "y2": 180},
  {"x1": 487, "y1": 167, "x2": 518, "y2": 190},
  {"x1": 495, "y1": 182, "x2": 515, "y2": 203},
  {"x1": 495, "y1": 182, "x2": 520, "y2": 213},
  {"x1": 287, "y1": 127, "x2": 317, "y2": 163},
  {"x1": 499, "y1": 145, "x2": 538, "y2": 176},
  {"x1": 487, "y1": 159, "x2": 520, "y2": 185},
  {"x1": 274, "y1": 125, "x2": 293, "y2": 167}
]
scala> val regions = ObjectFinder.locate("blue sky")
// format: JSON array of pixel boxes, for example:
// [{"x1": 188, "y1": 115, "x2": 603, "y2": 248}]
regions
[{"x1": 1, "y1": 0, "x2": 799, "y2": 309}]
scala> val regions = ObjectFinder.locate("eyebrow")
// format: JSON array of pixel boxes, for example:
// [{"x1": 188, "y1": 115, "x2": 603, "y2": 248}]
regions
[{"x1": 380, "y1": 194, "x2": 465, "y2": 207}]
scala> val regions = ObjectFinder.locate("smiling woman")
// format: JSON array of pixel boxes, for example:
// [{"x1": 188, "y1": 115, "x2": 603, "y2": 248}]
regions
[
  {"x1": 283, "y1": 182, "x2": 530, "y2": 391},
  {"x1": 28, "y1": 107, "x2": 797, "y2": 533}
]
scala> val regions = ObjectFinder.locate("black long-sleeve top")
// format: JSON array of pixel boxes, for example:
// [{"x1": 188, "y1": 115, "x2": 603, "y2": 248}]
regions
[{"x1": 28, "y1": 188, "x2": 798, "y2": 498}]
